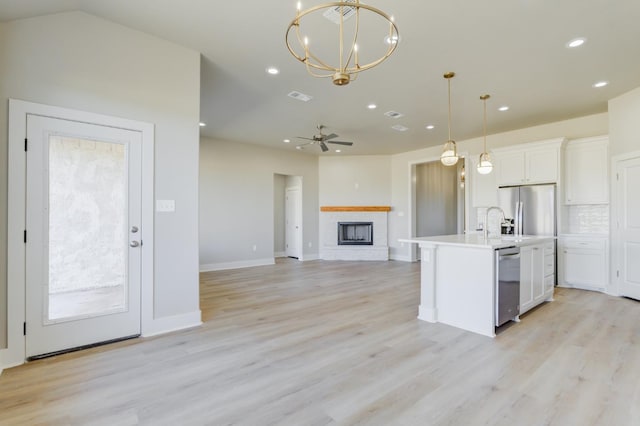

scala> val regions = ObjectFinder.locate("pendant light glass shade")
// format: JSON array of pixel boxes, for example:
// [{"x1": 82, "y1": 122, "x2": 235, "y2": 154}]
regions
[
  {"x1": 441, "y1": 140, "x2": 459, "y2": 166},
  {"x1": 440, "y1": 72, "x2": 459, "y2": 166},
  {"x1": 477, "y1": 151, "x2": 493, "y2": 174},
  {"x1": 477, "y1": 94, "x2": 493, "y2": 175}
]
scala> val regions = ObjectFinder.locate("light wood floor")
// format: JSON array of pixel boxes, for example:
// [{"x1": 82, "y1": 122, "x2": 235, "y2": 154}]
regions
[{"x1": 1, "y1": 258, "x2": 639, "y2": 425}]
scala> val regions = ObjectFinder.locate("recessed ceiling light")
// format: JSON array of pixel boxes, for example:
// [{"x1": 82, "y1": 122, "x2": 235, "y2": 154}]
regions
[
  {"x1": 593, "y1": 81, "x2": 609, "y2": 88},
  {"x1": 283, "y1": 139, "x2": 290, "y2": 143},
  {"x1": 426, "y1": 125, "x2": 435, "y2": 130},
  {"x1": 498, "y1": 106, "x2": 510, "y2": 112},
  {"x1": 199, "y1": 122, "x2": 206, "y2": 127},
  {"x1": 566, "y1": 37, "x2": 586, "y2": 48},
  {"x1": 266, "y1": 67, "x2": 279, "y2": 75},
  {"x1": 391, "y1": 124, "x2": 408, "y2": 132},
  {"x1": 367, "y1": 103, "x2": 377, "y2": 109},
  {"x1": 335, "y1": 149, "x2": 342, "y2": 153}
]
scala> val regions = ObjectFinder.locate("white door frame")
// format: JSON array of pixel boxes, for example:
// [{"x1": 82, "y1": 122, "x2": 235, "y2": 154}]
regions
[
  {"x1": 407, "y1": 153, "x2": 470, "y2": 262},
  {"x1": 610, "y1": 150, "x2": 640, "y2": 296},
  {"x1": 3, "y1": 99, "x2": 154, "y2": 368},
  {"x1": 285, "y1": 186, "x2": 303, "y2": 259}
]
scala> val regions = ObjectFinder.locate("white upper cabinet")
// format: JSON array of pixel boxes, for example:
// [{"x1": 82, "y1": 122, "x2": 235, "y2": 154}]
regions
[
  {"x1": 564, "y1": 136, "x2": 609, "y2": 204},
  {"x1": 494, "y1": 139, "x2": 563, "y2": 187}
]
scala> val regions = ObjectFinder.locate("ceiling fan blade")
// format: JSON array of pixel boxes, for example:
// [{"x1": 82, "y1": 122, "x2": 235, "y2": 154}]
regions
[
  {"x1": 326, "y1": 141, "x2": 353, "y2": 146},
  {"x1": 323, "y1": 133, "x2": 339, "y2": 141},
  {"x1": 296, "y1": 136, "x2": 315, "y2": 141},
  {"x1": 320, "y1": 141, "x2": 329, "y2": 152}
]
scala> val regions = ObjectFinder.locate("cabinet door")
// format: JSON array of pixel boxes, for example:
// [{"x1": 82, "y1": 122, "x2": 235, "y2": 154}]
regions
[
  {"x1": 496, "y1": 152, "x2": 526, "y2": 186},
  {"x1": 526, "y1": 149, "x2": 558, "y2": 184},
  {"x1": 471, "y1": 156, "x2": 498, "y2": 207},
  {"x1": 531, "y1": 245, "x2": 545, "y2": 301},
  {"x1": 565, "y1": 141, "x2": 608, "y2": 204},
  {"x1": 562, "y1": 248, "x2": 606, "y2": 290},
  {"x1": 520, "y1": 246, "x2": 534, "y2": 313}
]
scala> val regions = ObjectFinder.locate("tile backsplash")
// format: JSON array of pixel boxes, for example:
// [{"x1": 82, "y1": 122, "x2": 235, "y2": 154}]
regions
[{"x1": 567, "y1": 204, "x2": 609, "y2": 234}]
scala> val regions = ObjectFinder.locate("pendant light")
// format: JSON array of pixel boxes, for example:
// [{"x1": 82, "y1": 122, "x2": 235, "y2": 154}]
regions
[
  {"x1": 477, "y1": 94, "x2": 493, "y2": 175},
  {"x1": 440, "y1": 72, "x2": 459, "y2": 166}
]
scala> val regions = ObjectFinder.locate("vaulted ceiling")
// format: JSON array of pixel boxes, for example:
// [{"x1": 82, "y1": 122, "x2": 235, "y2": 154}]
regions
[{"x1": 2, "y1": 0, "x2": 639, "y2": 155}]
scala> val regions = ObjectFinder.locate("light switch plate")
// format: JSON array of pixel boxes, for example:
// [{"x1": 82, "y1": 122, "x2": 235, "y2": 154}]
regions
[{"x1": 156, "y1": 199, "x2": 175, "y2": 212}]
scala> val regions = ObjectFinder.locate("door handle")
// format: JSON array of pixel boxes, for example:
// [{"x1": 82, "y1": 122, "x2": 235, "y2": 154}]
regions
[{"x1": 130, "y1": 241, "x2": 140, "y2": 248}]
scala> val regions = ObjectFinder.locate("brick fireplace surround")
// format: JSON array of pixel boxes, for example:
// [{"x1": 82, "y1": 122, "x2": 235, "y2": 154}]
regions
[{"x1": 320, "y1": 206, "x2": 390, "y2": 261}]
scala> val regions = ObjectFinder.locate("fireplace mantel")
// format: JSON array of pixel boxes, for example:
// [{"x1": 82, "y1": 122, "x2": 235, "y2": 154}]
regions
[{"x1": 320, "y1": 206, "x2": 391, "y2": 212}]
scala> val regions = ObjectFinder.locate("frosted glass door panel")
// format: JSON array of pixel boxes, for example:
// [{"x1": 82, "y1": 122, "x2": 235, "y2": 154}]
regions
[{"x1": 47, "y1": 136, "x2": 127, "y2": 322}]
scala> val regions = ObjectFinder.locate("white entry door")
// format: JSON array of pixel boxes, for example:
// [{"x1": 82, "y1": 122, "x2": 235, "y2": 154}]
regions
[
  {"x1": 285, "y1": 187, "x2": 302, "y2": 259},
  {"x1": 617, "y1": 155, "x2": 640, "y2": 300},
  {"x1": 25, "y1": 115, "x2": 142, "y2": 358}
]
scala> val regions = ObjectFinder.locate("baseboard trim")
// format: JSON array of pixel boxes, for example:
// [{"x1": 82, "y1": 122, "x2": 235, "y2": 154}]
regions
[
  {"x1": 274, "y1": 251, "x2": 286, "y2": 258},
  {"x1": 300, "y1": 253, "x2": 319, "y2": 261},
  {"x1": 142, "y1": 310, "x2": 202, "y2": 338},
  {"x1": 390, "y1": 254, "x2": 414, "y2": 262},
  {"x1": 200, "y1": 258, "x2": 275, "y2": 272}
]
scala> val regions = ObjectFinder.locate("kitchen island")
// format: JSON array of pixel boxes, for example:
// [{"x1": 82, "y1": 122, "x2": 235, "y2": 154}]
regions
[{"x1": 400, "y1": 234, "x2": 556, "y2": 337}]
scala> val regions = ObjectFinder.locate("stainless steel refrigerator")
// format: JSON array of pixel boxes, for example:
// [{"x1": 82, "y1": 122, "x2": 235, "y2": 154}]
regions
[{"x1": 497, "y1": 184, "x2": 556, "y2": 237}]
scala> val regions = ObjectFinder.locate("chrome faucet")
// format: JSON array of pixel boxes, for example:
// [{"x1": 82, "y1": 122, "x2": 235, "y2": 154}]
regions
[{"x1": 484, "y1": 206, "x2": 505, "y2": 239}]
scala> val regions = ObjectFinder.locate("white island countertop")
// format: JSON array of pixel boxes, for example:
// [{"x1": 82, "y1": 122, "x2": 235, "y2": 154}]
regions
[{"x1": 399, "y1": 234, "x2": 555, "y2": 250}]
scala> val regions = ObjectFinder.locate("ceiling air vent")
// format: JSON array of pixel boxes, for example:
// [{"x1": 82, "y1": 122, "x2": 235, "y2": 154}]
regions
[
  {"x1": 323, "y1": 0, "x2": 357, "y2": 24},
  {"x1": 287, "y1": 91, "x2": 313, "y2": 102},
  {"x1": 392, "y1": 124, "x2": 409, "y2": 132},
  {"x1": 384, "y1": 111, "x2": 404, "y2": 119}
]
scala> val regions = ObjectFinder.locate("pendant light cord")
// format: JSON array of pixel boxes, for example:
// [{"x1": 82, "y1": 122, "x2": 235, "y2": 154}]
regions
[
  {"x1": 483, "y1": 96, "x2": 487, "y2": 152},
  {"x1": 447, "y1": 78, "x2": 452, "y2": 141}
]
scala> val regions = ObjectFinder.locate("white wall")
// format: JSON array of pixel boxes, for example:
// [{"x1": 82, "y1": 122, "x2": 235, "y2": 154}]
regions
[
  {"x1": 609, "y1": 86, "x2": 640, "y2": 156},
  {"x1": 318, "y1": 156, "x2": 392, "y2": 206},
  {"x1": 273, "y1": 174, "x2": 286, "y2": 255},
  {"x1": 199, "y1": 138, "x2": 319, "y2": 269},
  {"x1": 0, "y1": 11, "x2": 201, "y2": 350},
  {"x1": 390, "y1": 113, "x2": 609, "y2": 260}
]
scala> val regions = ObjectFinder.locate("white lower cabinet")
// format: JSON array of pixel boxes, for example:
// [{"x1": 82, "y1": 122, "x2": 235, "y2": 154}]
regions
[
  {"x1": 520, "y1": 241, "x2": 555, "y2": 315},
  {"x1": 559, "y1": 236, "x2": 608, "y2": 292}
]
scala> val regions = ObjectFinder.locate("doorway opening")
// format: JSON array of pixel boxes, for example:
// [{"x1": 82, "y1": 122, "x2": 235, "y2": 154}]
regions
[
  {"x1": 274, "y1": 174, "x2": 303, "y2": 260},
  {"x1": 410, "y1": 158, "x2": 467, "y2": 260}
]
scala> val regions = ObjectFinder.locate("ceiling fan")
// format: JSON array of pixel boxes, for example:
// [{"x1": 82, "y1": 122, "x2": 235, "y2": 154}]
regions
[{"x1": 295, "y1": 124, "x2": 354, "y2": 152}]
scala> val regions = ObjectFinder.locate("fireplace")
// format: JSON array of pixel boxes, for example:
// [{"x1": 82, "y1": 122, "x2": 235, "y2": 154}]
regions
[{"x1": 338, "y1": 222, "x2": 373, "y2": 245}]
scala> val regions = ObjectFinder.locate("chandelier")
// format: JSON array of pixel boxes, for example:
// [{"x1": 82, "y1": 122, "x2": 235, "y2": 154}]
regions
[
  {"x1": 440, "y1": 72, "x2": 459, "y2": 166},
  {"x1": 477, "y1": 94, "x2": 493, "y2": 174},
  {"x1": 286, "y1": 1, "x2": 399, "y2": 86}
]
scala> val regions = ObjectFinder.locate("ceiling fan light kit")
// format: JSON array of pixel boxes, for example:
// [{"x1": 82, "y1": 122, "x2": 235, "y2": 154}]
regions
[
  {"x1": 286, "y1": 0, "x2": 399, "y2": 86},
  {"x1": 295, "y1": 124, "x2": 354, "y2": 152}
]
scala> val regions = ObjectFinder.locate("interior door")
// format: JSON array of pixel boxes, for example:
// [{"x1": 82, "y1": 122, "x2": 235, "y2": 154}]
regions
[
  {"x1": 25, "y1": 115, "x2": 142, "y2": 358},
  {"x1": 285, "y1": 187, "x2": 302, "y2": 259},
  {"x1": 617, "y1": 156, "x2": 640, "y2": 300}
]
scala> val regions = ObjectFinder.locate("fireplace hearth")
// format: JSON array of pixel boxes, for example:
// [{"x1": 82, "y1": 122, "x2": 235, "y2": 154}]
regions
[{"x1": 338, "y1": 222, "x2": 373, "y2": 245}]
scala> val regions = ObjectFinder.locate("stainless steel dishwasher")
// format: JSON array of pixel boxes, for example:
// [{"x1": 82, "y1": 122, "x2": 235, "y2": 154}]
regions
[{"x1": 496, "y1": 246, "x2": 521, "y2": 327}]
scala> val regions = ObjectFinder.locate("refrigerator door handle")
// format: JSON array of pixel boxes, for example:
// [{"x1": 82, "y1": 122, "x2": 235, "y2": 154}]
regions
[{"x1": 518, "y1": 201, "x2": 524, "y2": 235}]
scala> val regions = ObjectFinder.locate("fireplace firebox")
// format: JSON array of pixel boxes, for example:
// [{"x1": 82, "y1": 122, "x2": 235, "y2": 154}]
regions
[{"x1": 338, "y1": 222, "x2": 373, "y2": 245}]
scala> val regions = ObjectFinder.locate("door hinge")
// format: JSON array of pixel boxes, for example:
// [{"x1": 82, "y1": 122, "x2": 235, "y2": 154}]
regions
[
  {"x1": 616, "y1": 173, "x2": 619, "y2": 181},
  {"x1": 23, "y1": 322, "x2": 27, "y2": 336},
  {"x1": 24, "y1": 138, "x2": 28, "y2": 151},
  {"x1": 617, "y1": 270, "x2": 620, "y2": 278},
  {"x1": 24, "y1": 230, "x2": 27, "y2": 243}
]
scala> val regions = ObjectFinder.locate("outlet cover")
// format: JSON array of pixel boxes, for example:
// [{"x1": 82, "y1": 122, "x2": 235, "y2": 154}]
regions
[{"x1": 156, "y1": 199, "x2": 175, "y2": 212}]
